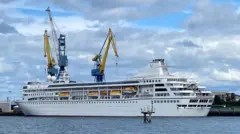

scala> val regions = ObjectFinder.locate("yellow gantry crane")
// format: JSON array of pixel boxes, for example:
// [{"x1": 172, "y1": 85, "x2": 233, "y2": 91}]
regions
[
  {"x1": 91, "y1": 28, "x2": 119, "y2": 82},
  {"x1": 44, "y1": 30, "x2": 58, "y2": 77}
]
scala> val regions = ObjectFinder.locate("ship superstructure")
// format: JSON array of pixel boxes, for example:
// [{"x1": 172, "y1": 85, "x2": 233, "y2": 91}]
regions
[{"x1": 16, "y1": 59, "x2": 214, "y2": 117}]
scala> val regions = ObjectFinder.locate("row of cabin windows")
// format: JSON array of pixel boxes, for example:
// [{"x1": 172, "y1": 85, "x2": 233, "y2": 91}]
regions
[
  {"x1": 24, "y1": 93, "x2": 54, "y2": 96},
  {"x1": 189, "y1": 99, "x2": 198, "y2": 103},
  {"x1": 143, "y1": 80, "x2": 161, "y2": 83},
  {"x1": 177, "y1": 105, "x2": 211, "y2": 108},
  {"x1": 167, "y1": 78, "x2": 187, "y2": 82},
  {"x1": 189, "y1": 99, "x2": 213, "y2": 103},
  {"x1": 167, "y1": 83, "x2": 190, "y2": 86},
  {"x1": 174, "y1": 93, "x2": 191, "y2": 96},
  {"x1": 26, "y1": 100, "x2": 138, "y2": 105},
  {"x1": 171, "y1": 88, "x2": 190, "y2": 91},
  {"x1": 175, "y1": 93, "x2": 213, "y2": 96},
  {"x1": 155, "y1": 93, "x2": 170, "y2": 97},
  {"x1": 153, "y1": 99, "x2": 180, "y2": 103},
  {"x1": 196, "y1": 93, "x2": 212, "y2": 96},
  {"x1": 199, "y1": 100, "x2": 209, "y2": 103}
]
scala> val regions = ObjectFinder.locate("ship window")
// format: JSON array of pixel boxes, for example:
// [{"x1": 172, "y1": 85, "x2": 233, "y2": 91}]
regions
[
  {"x1": 155, "y1": 88, "x2": 167, "y2": 92},
  {"x1": 190, "y1": 99, "x2": 198, "y2": 103},
  {"x1": 199, "y1": 100, "x2": 208, "y2": 103},
  {"x1": 155, "y1": 84, "x2": 164, "y2": 87},
  {"x1": 164, "y1": 100, "x2": 166, "y2": 103}
]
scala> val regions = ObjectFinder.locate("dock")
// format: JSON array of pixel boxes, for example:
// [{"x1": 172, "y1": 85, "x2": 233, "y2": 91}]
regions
[{"x1": 0, "y1": 112, "x2": 24, "y2": 116}]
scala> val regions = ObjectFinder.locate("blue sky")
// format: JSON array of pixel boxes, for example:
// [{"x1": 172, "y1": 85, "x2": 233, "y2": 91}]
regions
[{"x1": 1, "y1": 0, "x2": 240, "y2": 100}]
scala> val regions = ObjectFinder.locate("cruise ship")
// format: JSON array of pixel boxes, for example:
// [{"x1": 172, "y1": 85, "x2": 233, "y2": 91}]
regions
[{"x1": 15, "y1": 59, "x2": 215, "y2": 117}]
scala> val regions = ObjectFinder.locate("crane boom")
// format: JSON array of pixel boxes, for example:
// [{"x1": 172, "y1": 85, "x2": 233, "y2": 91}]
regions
[
  {"x1": 44, "y1": 30, "x2": 58, "y2": 78},
  {"x1": 100, "y1": 28, "x2": 119, "y2": 74},
  {"x1": 91, "y1": 28, "x2": 119, "y2": 82},
  {"x1": 45, "y1": 7, "x2": 59, "y2": 62}
]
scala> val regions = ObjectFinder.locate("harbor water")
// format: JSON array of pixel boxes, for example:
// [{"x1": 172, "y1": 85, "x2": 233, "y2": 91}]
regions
[{"x1": 0, "y1": 116, "x2": 239, "y2": 134}]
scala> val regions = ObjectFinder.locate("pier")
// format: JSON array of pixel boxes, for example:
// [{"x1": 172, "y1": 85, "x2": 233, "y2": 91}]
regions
[{"x1": 141, "y1": 101, "x2": 155, "y2": 123}]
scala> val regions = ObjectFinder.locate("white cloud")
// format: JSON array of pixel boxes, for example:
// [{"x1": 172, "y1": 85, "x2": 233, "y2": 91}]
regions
[
  {"x1": 164, "y1": 47, "x2": 174, "y2": 55},
  {"x1": 212, "y1": 68, "x2": 240, "y2": 81},
  {"x1": 0, "y1": 57, "x2": 15, "y2": 73},
  {"x1": 13, "y1": 15, "x2": 101, "y2": 36}
]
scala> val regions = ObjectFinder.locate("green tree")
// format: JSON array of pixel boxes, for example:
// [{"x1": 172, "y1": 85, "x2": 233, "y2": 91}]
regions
[{"x1": 213, "y1": 95, "x2": 225, "y2": 105}]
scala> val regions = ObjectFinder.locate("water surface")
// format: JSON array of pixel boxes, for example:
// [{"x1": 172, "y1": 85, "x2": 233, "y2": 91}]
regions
[{"x1": 0, "y1": 116, "x2": 239, "y2": 134}]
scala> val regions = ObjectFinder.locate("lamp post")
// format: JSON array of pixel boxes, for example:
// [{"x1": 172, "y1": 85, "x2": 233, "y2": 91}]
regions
[{"x1": 8, "y1": 90, "x2": 12, "y2": 102}]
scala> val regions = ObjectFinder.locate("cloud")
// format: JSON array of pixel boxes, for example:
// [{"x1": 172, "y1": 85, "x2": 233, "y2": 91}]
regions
[
  {"x1": 23, "y1": 0, "x2": 192, "y2": 21},
  {"x1": 0, "y1": 57, "x2": 15, "y2": 73},
  {"x1": 183, "y1": 0, "x2": 240, "y2": 35},
  {"x1": 175, "y1": 39, "x2": 200, "y2": 48},
  {"x1": 211, "y1": 68, "x2": 240, "y2": 82},
  {"x1": 0, "y1": 22, "x2": 18, "y2": 34},
  {"x1": 0, "y1": 0, "x2": 17, "y2": 4}
]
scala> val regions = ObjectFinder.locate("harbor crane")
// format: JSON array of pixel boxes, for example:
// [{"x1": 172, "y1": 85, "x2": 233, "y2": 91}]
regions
[
  {"x1": 45, "y1": 7, "x2": 69, "y2": 82},
  {"x1": 91, "y1": 28, "x2": 119, "y2": 82},
  {"x1": 44, "y1": 30, "x2": 58, "y2": 81},
  {"x1": 45, "y1": 7, "x2": 59, "y2": 63}
]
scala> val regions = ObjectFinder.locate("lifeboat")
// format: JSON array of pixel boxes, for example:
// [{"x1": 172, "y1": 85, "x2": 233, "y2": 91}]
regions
[
  {"x1": 88, "y1": 91, "x2": 98, "y2": 96},
  {"x1": 59, "y1": 92, "x2": 70, "y2": 97},
  {"x1": 100, "y1": 91, "x2": 108, "y2": 95},
  {"x1": 110, "y1": 90, "x2": 121, "y2": 95},
  {"x1": 123, "y1": 86, "x2": 136, "y2": 93}
]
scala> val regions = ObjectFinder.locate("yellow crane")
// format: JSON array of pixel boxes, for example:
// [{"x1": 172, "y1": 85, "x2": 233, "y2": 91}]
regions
[
  {"x1": 44, "y1": 30, "x2": 58, "y2": 77},
  {"x1": 91, "y1": 28, "x2": 119, "y2": 82}
]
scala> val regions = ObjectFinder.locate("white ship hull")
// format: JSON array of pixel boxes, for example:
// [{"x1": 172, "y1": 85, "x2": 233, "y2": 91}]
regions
[{"x1": 16, "y1": 98, "x2": 211, "y2": 117}]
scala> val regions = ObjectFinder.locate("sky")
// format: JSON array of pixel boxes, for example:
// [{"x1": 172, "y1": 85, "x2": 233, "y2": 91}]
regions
[{"x1": 1, "y1": 0, "x2": 240, "y2": 100}]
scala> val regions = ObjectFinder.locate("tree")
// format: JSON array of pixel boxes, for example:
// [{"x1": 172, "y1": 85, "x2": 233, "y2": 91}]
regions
[{"x1": 213, "y1": 95, "x2": 225, "y2": 105}]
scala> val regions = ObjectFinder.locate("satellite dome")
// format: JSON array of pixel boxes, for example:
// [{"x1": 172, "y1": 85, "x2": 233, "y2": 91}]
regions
[
  {"x1": 47, "y1": 75, "x2": 51, "y2": 80},
  {"x1": 51, "y1": 76, "x2": 56, "y2": 81}
]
